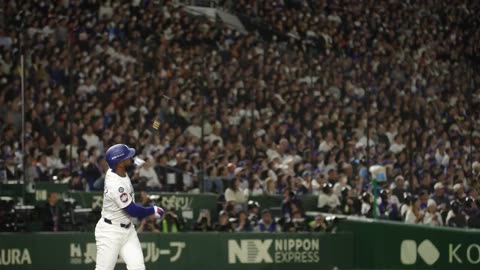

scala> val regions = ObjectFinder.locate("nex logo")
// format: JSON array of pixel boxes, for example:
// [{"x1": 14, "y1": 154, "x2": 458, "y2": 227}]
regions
[
  {"x1": 401, "y1": 239, "x2": 440, "y2": 266},
  {"x1": 228, "y1": 240, "x2": 273, "y2": 264}
]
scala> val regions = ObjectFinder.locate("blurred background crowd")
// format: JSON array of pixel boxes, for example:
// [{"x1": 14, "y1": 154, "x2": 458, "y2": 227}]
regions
[{"x1": 0, "y1": 0, "x2": 480, "y2": 231}]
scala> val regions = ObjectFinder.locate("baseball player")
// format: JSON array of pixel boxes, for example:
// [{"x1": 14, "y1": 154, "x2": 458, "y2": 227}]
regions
[{"x1": 95, "y1": 144, "x2": 164, "y2": 270}]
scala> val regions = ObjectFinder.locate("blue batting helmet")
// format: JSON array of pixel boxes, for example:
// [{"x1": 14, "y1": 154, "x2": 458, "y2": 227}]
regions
[{"x1": 105, "y1": 144, "x2": 136, "y2": 169}]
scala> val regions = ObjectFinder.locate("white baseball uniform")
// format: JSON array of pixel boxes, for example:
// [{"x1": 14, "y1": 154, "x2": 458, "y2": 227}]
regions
[{"x1": 95, "y1": 169, "x2": 145, "y2": 270}]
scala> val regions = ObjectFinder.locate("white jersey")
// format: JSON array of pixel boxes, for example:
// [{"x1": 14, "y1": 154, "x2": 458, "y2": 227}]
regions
[{"x1": 101, "y1": 169, "x2": 135, "y2": 224}]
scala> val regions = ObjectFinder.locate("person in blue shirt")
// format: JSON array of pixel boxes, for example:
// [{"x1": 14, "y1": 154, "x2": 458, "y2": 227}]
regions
[{"x1": 257, "y1": 210, "x2": 280, "y2": 232}]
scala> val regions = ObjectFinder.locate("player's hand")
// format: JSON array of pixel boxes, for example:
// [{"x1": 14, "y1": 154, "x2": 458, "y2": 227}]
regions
[{"x1": 154, "y1": 206, "x2": 165, "y2": 219}]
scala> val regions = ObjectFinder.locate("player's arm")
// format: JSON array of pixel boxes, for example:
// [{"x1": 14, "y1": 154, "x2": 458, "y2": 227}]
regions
[
  {"x1": 123, "y1": 202, "x2": 164, "y2": 219},
  {"x1": 110, "y1": 185, "x2": 164, "y2": 219}
]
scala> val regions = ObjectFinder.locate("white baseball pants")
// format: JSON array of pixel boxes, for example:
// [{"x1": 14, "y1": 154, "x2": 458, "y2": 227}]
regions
[{"x1": 95, "y1": 218, "x2": 145, "y2": 270}]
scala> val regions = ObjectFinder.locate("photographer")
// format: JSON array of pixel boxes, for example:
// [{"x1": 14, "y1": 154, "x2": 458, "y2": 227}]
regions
[
  {"x1": 247, "y1": 200, "x2": 261, "y2": 227},
  {"x1": 0, "y1": 199, "x2": 18, "y2": 232},
  {"x1": 317, "y1": 183, "x2": 341, "y2": 213},
  {"x1": 446, "y1": 200, "x2": 467, "y2": 228},
  {"x1": 378, "y1": 189, "x2": 400, "y2": 221},
  {"x1": 137, "y1": 215, "x2": 161, "y2": 233},
  {"x1": 283, "y1": 210, "x2": 308, "y2": 232},
  {"x1": 340, "y1": 186, "x2": 359, "y2": 215},
  {"x1": 161, "y1": 208, "x2": 184, "y2": 233},
  {"x1": 465, "y1": 197, "x2": 480, "y2": 228},
  {"x1": 192, "y1": 209, "x2": 213, "y2": 231},
  {"x1": 309, "y1": 215, "x2": 328, "y2": 232},
  {"x1": 42, "y1": 192, "x2": 63, "y2": 232},
  {"x1": 281, "y1": 188, "x2": 303, "y2": 219},
  {"x1": 214, "y1": 210, "x2": 234, "y2": 232}
]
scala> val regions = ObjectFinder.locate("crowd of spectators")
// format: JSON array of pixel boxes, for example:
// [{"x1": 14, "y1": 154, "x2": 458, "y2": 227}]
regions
[{"x1": 1, "y1": 0, "x2": 480, "y2": 230}]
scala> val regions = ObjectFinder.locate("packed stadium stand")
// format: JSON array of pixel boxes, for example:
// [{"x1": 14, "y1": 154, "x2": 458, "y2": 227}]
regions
[{"x1": 0, "y1": 0, "x2": 480, "y2": 234}]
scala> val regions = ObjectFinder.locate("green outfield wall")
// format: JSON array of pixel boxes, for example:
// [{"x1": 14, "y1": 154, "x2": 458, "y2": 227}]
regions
[
  {"x1": 0, "y1": 232, "x2": 352, "y2": 270},
  {"x1": 337, "y1": 219, "x2": 480, "y2": 270}
]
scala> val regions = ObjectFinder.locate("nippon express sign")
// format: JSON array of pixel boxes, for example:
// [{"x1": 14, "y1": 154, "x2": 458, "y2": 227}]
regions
[{"x1": 228, "y1": 238, "x2": 320, "y2": 264}]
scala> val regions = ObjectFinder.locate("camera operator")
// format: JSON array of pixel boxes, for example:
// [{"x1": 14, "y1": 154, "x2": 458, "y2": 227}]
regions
[
  {"x1": 42, "y1": 192, "x2": 63, "y2": 232},
  {"x1": 283, "y1": 210, "x2": 308, "y2": 232},
  {"x1": 282, "y1": 188, "x2": 303, "y2": 219},
  {"x1": 309, "y1": 215, "x2": 328, "y2": 232},
  {"x1": 0, "y1": 199, "x2": 18, "y2": 231},
  {"x1": 400, "y1": 192, "x2": 413, "y2": 219},
  {"x1": 340, "y1": 186, "x2": 359, "y2": 215},
  {"x1": 378, "y1": 189, "x2": 400, "y2": 221},
  {"x1": 465, "y1": 197, "x2": 480, "y2": 228},
  {"x1": 446, "y1": 200, "x2": 467, "y2": 228},
  {"x1": 317, "y1": 183, "x2": 341, "y2": 213},
  {"x1": 214, "y1": 210, "x2": 234, "y2": 232},
  {"x1": 192, "y1": 209, "x2": 213, "y2": 231},
  {"x1": 247, "y1": 200, "x2": 260, "y2": 227},
  {"x1": 161, "y1": 208, "x2": 183, "y2": 232},
  {"x1": 360, "y1": 192, "x2": 374, "y2": 218}
]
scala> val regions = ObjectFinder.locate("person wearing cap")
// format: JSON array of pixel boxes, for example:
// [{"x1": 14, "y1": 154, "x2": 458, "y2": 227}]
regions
[
  {"x1": 423, "y1": 200, "x2": 443, "y2": 226},
  {"x1": 400, "y1": 192, "x2": 414, "y2": 219},
  {"x1": 391, "y1": 175, "x2": 407, "y2": 203},
  {"x1": 214, "y1": 210, "x2": 233, "y2": 232},
  {"x1": 317, "y1": 183, "x2": 341, "y2": 213},
  {"x1": 446, "y1": 200, "x2": 467, "y2": 228},
  {"x1": 309, "y1": 215, "x2": 329, "y2": 232},
  {"x1": 453, "y1": 183, "x2": 467, "y2": 202},
  {"x1": 283, "y1": 210, "x2": 307, "y2": 232},
  {"x1": 256, "y1": 210, "x2": 281, "y2": 233},
  {"x1": 360, "y1": 192, "x2": 374, "y2": 218},
  {"x1": 431, "y1": 182, "x2": 449, "y2": 210},
  {"x1": 333, "y1": 175, "x2": 349, "y2": 197},
  {"x1": 247, "y1": 200, "x2": 261, "y2": 227}
]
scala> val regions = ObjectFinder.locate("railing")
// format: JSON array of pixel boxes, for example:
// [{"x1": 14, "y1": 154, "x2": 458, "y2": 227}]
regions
[{"x1": 176, "y1": 0, "x2": 219, "y2": 8}]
